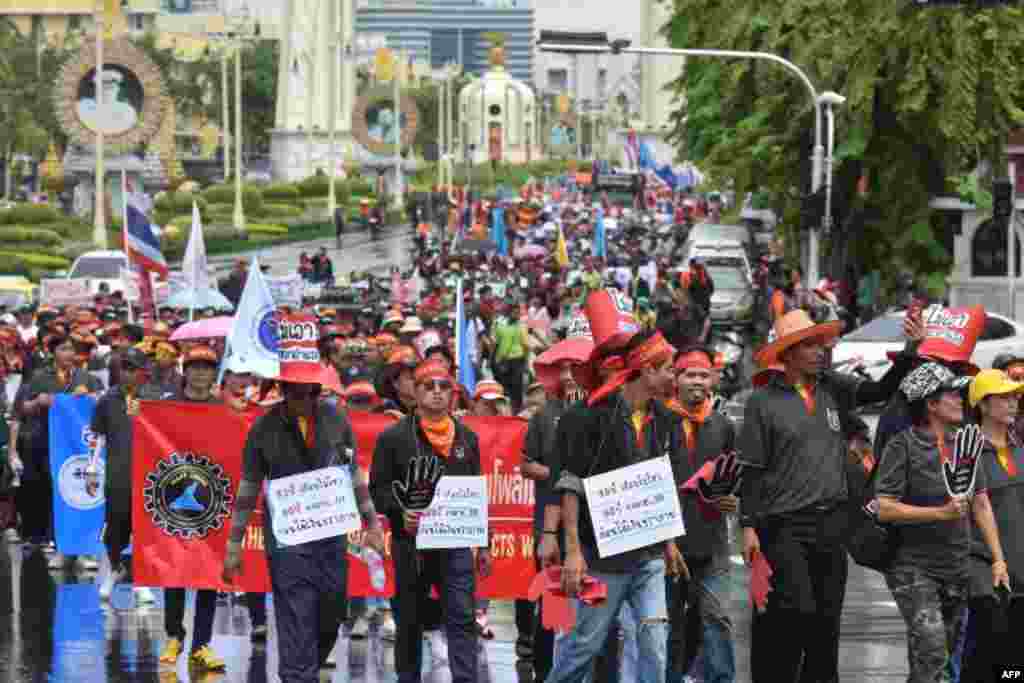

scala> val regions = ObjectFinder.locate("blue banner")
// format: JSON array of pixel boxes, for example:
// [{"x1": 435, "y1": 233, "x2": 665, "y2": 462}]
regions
[{"x1": 48, "y1": 395, "x2": 105, "y2": 556}]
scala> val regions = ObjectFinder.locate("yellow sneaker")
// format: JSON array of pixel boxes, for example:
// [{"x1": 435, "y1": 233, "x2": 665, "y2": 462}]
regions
[
  {"x1": 190, "y1": 645, "x2": 226, "y2": 671},
  {"x1": 159, "y1": 637, "x2": 182, "y2": 665}
]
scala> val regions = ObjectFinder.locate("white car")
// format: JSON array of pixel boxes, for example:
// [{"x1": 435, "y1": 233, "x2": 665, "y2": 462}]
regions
[
  {"x1": 67, "y1": 250, "x2": 130, "y2": 296},
  {"x1": 831, "y1": 310, "x2": 1024, "y2": 381}
]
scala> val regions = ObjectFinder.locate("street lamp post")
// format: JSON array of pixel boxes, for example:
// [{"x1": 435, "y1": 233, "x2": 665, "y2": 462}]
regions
[
  {"x1": 234, "y1": 42, "x2": 245, "y2": 233},
  {"x1": 93, "y1": 0, "x2": 107, "y2": 248},
  {"x1": 392, "y1": 50, "x2": 405, "y2": 213},
  {"x1": 327, "y1": 0, "x2": 339, "y2": 218},
  {"x1": 538, "y1": 33, "x2": 840, "y2": 285},
  {"x1": 227, "y1": 1, "x2": 257, "y2": 234},
  {"x1": 222, "y1": 52, "x2": 231, "y2": 180}
]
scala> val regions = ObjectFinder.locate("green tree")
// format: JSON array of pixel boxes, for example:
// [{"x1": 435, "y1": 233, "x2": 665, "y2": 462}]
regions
[
  {"x1": 664, "y1": 1, "x2": 1024, "y2": 292},
  {"x1": 133, "y1": 34, "x2": 278, "y2": 158},
  {"x1": 0, "y1": 19, "x2": 71, "y2": 196}
]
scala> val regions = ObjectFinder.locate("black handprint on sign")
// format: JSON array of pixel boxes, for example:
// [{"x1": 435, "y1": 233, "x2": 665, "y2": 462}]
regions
[
  {"x1": 943, "y1": 424, "x2": 983, "y2": 499},
  {"x1": 393, "y1": 454, "x2": 445, "y2": 512}
]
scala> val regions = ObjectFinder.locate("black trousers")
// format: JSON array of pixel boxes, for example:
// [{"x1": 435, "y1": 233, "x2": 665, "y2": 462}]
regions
[
  {"x1": 961, "y1": 595, "x2": 1024, "y2": 682},
  {"x1": 103, "y1": 488, "x2": 131, "y2": 568},
  {"x1": 515, "y1": 598, "x2": 534, "y2": 647},
  {"x1": 666, "y1": 556, "x2": 711, "y2": 682},
  {"x1": 164, "y1": 588, "x2": 217, "y2": 653},
  {"x1": 268, "y1": 541, "x2": 349, "y2": 683},
  {"x1": 246, "y1": 592, "x2": 266, "y2": 628},
  {"x1": 392, "y1": 538, "x2": 477, "y2": 683},
  {"x1": 750, "y1": 506, "x2": 848, "y2": 683},
  {"x1": 17, "y1": 475, "x2": 52, "y2": 543},
  {"x1": 494, "y1": 358, "x2": 527, "y2": 415}
]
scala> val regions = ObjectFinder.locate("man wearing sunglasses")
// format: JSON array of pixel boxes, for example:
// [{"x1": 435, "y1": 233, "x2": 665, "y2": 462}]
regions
[{"x1": 370, "y1": 359, "x2": 492, "y2": 683}]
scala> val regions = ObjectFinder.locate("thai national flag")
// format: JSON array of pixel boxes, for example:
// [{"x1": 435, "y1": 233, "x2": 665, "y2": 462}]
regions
[{"x1": 124, "y1": 196, "x2": 167, "y2": 278}]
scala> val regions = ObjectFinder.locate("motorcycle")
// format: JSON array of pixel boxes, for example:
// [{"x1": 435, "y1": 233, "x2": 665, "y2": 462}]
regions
[{"x1": 709, "y1": 325, "x2": 748, "y2": 399}]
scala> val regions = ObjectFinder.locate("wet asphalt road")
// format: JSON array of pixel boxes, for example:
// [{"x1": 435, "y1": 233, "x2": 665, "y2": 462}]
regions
[{"x1": 2, "y1": 541, "x2": 913, "y2": 682}]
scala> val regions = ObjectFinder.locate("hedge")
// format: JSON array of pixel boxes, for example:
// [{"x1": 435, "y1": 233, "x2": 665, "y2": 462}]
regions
[
  {"x1": 154, "y1": 192, "x2": 207, "y2": 215},
  {"x1": 0, "y1": 251, "x2": 70, "y2": 271},
  {"x1": 0, "y1": 204, "x2": 63, "y2": 226},
  {"x1": 247, "y1": 223, "x2": 288, "y2": 236},
  {"x1": 262, "y1": 183, "x2": 301, "y2": 202},
  {"x1": 0, "y1": 226, "x2": 63, "y2": 246},
  {"x1": 258, "y1": 203, "x2": 304, "y2": 219},
  {"x1": 202, "y1": 184, "x2": 265, "y2": 212},
  {"x1": 33, "y1": 220, "x2": 92, "y2": 238}
]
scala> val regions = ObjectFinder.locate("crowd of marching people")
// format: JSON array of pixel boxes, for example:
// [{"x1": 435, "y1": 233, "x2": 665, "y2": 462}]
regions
[{"x1": 0, "y1": 174, "x2": 1021, "y2": 683}]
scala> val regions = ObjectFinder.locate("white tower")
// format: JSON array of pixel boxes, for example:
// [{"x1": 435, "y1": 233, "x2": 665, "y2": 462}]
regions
[{"x1": 271, "y1": 0, "x2": 357, "y2": 181}]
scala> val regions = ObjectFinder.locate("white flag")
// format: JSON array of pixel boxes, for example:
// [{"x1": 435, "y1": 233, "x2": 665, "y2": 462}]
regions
[
  {"x1": 223, "y1": 256, "x2": 280, "y2": 379},
  {"x1": 182, "y1": 201, "x2": 210, "y2": 295}
]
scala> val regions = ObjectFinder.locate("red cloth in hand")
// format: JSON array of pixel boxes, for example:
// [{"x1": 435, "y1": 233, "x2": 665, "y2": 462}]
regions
[
  {"x1": 527, "y1": 566, "x2": 608, "y2": 633},
  {"x1": 680, "y1": 460, "x2": 722, "y2": 522},
  {"x1": 749, "y1": 549, "x2": 773, "y2": 613}
]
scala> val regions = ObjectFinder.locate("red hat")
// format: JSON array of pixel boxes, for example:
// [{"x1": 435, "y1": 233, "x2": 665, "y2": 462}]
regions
[
  {"x1": 345, "y1": 380, "x2": 381, "y2": 406},
  {"x1": 272, "y1": 313, "x2": 344, "y2": 387},
  {"x1": 581, "y1": 331, "x2": 676, "y2": 406},
  {"x1": 414, "y1": 359, "x2": 452, "y2": 385},
  {"x1": 675, "y1": 349, "x2": 713, "y2": 373},
  {"x1": 571, "y1": 290, "x2": 643, "y2": 396},
  {"x1": 584, "y1": 289, "x2": 640, "y2": 356},
  {"x1": 886, "y1": 304, "x2": 984, "y2": 375},
  {"x1": 473, "y1": 379, "x2": 507, "y2": 402},
  {"x1": 534, "y1": 314, "x2": 594, "y2": 396}
]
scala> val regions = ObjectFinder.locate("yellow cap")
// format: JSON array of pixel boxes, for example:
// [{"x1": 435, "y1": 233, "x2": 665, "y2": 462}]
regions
[{"x1": 968, "y1": 369, "x2": 1024, "y2": 407}]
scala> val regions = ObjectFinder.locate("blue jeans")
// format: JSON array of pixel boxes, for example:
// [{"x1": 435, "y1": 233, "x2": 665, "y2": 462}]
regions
[
  {"x1": 619, "y1": 602, "x2": 638, "y2": 682},
  {"x1": 545, "y1": 558, "x2": 668, "y2": 683}
]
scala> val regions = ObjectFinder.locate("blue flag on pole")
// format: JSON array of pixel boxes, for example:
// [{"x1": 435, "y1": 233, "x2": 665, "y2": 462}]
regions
[
  {"x1": 491, "y1": 207, "x2": 508, "y2": 256},
  {"x1": 456, "y1": 279, "x2": 477, "y2": 394},
  {"x1": 593, "y1": 207, "x2": 607, "y2": 260},
  {"x1": 48, "y1": 394, "x2": 105, "y2": 556}
]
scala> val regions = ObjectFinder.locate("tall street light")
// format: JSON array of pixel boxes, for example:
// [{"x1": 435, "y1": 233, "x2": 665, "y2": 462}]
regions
[
  {"x1": 93, "y1": 0, "x2": 107, "y2": 248},
  {"x1": 326, "y1": 0, "x2": 340, "y2": 218},
  {"x1": 227, "y1": 1, "x2": 258, "y2": 234},
  {"x1": 537, "y1": 31, "x2": 839, "y2": 286},
  {"x1": 222, "y1": 50, "x2": 231, "y2": 181}
]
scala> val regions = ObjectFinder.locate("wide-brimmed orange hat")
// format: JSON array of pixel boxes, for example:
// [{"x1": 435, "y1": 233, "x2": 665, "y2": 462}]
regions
[
  {"x1": 534, "y1": 314, "x2": 594, "y2": 396},
  {"x1": 754, "y1": 309, "x2": 844, "y2": 368}
]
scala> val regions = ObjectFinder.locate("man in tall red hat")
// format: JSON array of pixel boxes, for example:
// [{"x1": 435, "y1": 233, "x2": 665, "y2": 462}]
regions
[{"x1": 545, "y1": 290, "x2": 688, "y2": 683}]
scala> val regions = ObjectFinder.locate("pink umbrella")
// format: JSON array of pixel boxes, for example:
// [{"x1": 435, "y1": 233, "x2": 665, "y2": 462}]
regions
[
  {"x1": 170, "y1": 316, "x2": 235, "y2": 341},
  {"x1": 514, "y1": 244, "x2": 547, "y2": 259}
]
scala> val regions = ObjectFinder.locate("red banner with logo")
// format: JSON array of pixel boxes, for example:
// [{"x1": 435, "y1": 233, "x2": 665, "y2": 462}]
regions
[{"x1": 132, "y1": 402, "x2": 536, "y2": 597}]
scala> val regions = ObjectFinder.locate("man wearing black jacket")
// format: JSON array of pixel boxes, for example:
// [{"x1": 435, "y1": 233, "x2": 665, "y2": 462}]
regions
[
  {"x1": 370, "y1": 358, "x2": 492, "y2": 683},
  {"x1": 667, "y1": 348, "x2": 737, "y2": 683}
]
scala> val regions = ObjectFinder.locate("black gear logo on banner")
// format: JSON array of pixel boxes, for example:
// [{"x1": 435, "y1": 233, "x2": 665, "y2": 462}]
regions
[{"x1": 143, "y1": 452, "x2": 233, "y2": 539}]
